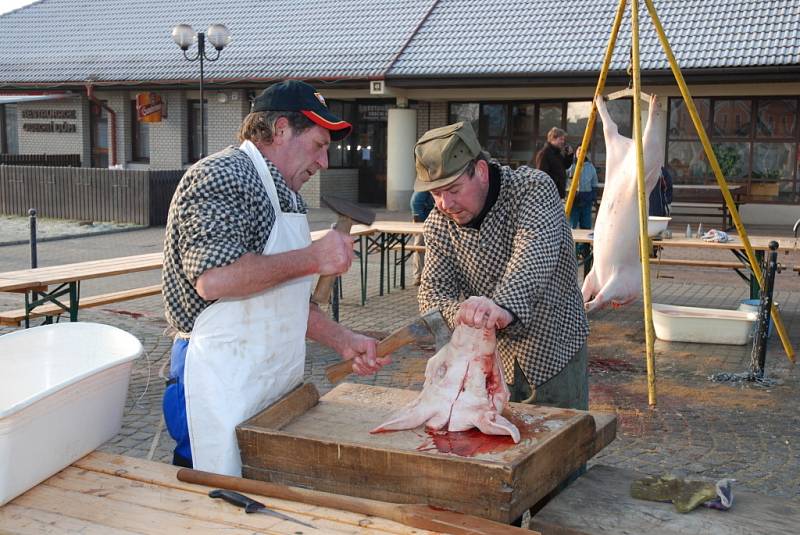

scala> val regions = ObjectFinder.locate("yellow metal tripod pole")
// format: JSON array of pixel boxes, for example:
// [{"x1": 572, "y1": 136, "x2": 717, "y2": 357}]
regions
[
  {"x1": 565, "y1": 0, "x2": 627, "y2": 217},
  {"x1": 630, "y1": 0, "x2": 658, "y2": 406},
  {"x1": 644, "y1": 0, "x2": 795, "y2": 363}
]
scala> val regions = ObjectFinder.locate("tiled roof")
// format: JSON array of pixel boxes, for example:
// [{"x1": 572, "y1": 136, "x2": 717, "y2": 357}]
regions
[
  {"x1": 390, "y1": 0, "x2": 800, "y2": 76},
  {"x1": 0, "y1": 0, "x2": 797, "y2": 86},
  {"x1": 0, "y1": 0, "x2": 435, "y2": 84}
]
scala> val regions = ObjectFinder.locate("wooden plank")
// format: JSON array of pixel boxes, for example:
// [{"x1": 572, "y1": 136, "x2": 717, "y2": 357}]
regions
[
  {"x1": 74, "y1": 453, "x2": 435, "y2": 534},
  {"x1": 43, "y1": 467, "x2": 389, "y2": 535},
  {"x1": 651, "y1": 259, "x2": 743, "y2": 269},
  {"x1": 0, "y1": 503, "x2": 136, "y2": 535},
  {"x1": 11, "y1": 484, "x2": 267, "y2": 535},
  {"x1": 238, "y1": 383, "x2": 609, "y2": 524},
  {"x1": 531, "y1": 465, "x2": 800, "y2": 535}
]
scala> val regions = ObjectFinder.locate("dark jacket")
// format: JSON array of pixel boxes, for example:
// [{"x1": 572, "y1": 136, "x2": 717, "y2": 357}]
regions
[
  {"x1": 533, "y1": 143, "x2": 574, "y2": 199},
  {"x1": 648, "y1": 166, "x2": 673, "y2": 217}
]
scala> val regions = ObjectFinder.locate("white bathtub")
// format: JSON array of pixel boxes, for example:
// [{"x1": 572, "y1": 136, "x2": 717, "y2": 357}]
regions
[
  {"x1": 652, "y1": 303, "x2": 757, "y2": 345},
  {"x1": 0, "y1": 322, "x2": 142, "y2": 505}
]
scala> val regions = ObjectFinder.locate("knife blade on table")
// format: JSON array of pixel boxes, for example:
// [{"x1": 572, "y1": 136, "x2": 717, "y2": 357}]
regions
[{"x1": 209, "y1": 488, "x2": 317, "y2": 530}]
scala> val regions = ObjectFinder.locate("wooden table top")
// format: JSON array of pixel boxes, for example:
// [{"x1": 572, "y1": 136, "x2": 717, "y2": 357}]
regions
[
  {"x1": 0, "y1": 253, "x2": 163, "y2": 292},
  {"x1": 0, "y1": 451, "x2": 437, "y2": 534},
  {"x1": 369, "y1": 221, "x2": 424, "y2": 235},
  {"x1": 572, "y1": 229, "x2": 797, "y2": 252}
]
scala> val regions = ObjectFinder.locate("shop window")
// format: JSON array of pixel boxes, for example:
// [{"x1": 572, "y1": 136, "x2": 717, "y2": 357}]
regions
[
  {"x1": 1, "y1": 104, "x2": 19, "y2": 154},
  {"x1": 326, "y1": 100, "x2": 356, "y2": 168},
  {"x1": 450, "y1": 103, "x2": 479, "y2": 134},
  {"x1": 711, "y1": 142, "x2": 750, "y2": 179},
  {"x1": 667, "y1": 96, "x2": 800, "y2": 202},
  {"x1": 130, "y1": 100, "x2": 150, "y2": 162},
  {"x1": 187, "y1": 100, "x2": 207, "y2": 163},
  {"x1": 712, "y1": 100, "x2": 751, "y2": 138},
  {"x1": 537, "y1": 103, "x2": 563, "y2": 137},
  {"x1": 669, "y1": 98, "x2": 710, "y2": 139},
  {"x1": 510, "y1": 104, "x2": 535, "y2": 165},
  {"x1": 481, "y1": 103, "x2": 508, "y2": 161},
  {"x1": 756, "y1": 99, "x2": 797, "y2": 139}
]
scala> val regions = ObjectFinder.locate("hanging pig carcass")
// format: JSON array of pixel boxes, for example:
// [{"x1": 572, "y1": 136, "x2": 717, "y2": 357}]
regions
[
  {"x1": 582, "y1": 94, "x2": 667, "y2": 312},
  {"x1": 371, "y1": 323, "x2": 520, "y2": 443}
]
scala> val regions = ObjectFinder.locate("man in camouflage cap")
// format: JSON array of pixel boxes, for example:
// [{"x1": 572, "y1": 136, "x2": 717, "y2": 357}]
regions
[{"x1": 414, "y1": 121, "x2": 589, "y2": 409}]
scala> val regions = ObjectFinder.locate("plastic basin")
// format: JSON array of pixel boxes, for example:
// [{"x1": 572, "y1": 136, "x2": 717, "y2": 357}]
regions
[
  {"x1": 652, "y1": 303, "x2": 757, "y2": 345},
  {"x1": 0, "y1": 322, "x2": 142, "y2": 505}
]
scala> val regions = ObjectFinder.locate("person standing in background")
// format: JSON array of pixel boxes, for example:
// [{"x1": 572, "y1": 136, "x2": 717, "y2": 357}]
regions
[
  {"x1": 566, "y1": 146, "x2": 599, "y2": 229},
  {"x1": 532, "y1": 127, "x2": 574, "y2": 199},
  {"x1": 566, "y1": 146, "x2": 599, "y2": 259},
  {"x1": 410, "y1": 190, "x2": 434, "y2": 286}
]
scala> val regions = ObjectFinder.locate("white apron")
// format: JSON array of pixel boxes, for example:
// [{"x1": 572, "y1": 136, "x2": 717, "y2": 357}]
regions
[{"x1": 184, "y1": 140, "x2": 312, "y2": 476}]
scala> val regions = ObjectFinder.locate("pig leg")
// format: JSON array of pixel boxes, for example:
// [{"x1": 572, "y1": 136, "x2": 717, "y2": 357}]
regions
[
  {"x1": 595, "y1": 95, "x2": 633, "y2": 187},
  {"x1": 585, "y1": 269, "x2": 640, "y2": 313},
  {"x1": 581, "y1": 268, "x2": 599, "y2": 303}
]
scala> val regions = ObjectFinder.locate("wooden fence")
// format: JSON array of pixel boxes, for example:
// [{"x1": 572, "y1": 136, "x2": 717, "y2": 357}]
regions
[
  {"x1": 0, "y1": 154, "x2": 81, "y2": 167},
  {"x1": 0, "y1": 166, "x2": 182, "y2": 225}
]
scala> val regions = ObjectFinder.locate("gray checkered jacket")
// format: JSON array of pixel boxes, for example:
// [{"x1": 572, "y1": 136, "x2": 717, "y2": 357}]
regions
[
  {"x1": 162, "y1": 146, "x2": 306, "y2": 334},
  {"x1": 418, "y1": 163, "x2": 589, "y2": 386}
]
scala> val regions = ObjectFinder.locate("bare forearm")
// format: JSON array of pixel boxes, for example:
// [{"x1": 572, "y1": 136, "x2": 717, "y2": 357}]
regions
[
  {"x1": 306, "y1": 304, "x2": 347, "y2": 354},
  {"x1": 195, "y1": 249, "x2": 318, "y2": 300}
]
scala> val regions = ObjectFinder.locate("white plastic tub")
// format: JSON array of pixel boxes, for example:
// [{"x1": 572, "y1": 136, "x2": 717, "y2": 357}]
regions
[
  {"x1": 647, "y1": 216, "x2": 672, "y2": 237},
  {"x1": 652, "y1": 303, "x2": 757, "y2": 345},
  {"x1": 0, "y1": 322, "x2": 142, "y2": 505}
]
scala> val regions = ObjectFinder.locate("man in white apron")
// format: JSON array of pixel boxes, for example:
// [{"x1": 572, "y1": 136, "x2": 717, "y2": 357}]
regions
[{"x1": 161, "y1": 81, "x2": 388, "y2": 476}]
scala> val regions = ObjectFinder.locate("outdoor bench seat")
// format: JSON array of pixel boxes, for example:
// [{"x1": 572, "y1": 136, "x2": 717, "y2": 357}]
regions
[{"x1": 0, "y1": 284, "x2": 162, "y2": 327}]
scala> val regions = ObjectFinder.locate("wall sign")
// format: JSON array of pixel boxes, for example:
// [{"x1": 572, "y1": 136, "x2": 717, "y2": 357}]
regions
[
  {"x1": 136, "y1": 92, "x2": 166, "y2": 123},
  {"x1": 21, "y1": 109, "x2": 77, "y2": 133}
]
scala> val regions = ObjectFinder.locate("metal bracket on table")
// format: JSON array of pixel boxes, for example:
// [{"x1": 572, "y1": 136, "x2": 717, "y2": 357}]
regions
[{"x1": 23, "y1": 281, "x2": 79, "y2": 328}]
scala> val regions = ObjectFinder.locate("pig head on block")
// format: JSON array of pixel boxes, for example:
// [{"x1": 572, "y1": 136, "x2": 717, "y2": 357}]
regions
[
  {"x1": 371, "y1": 323, "x2": 520, "y2": 443},
  {"x1": 582, "y1": 94, "x2": 666, "y2": 313}
]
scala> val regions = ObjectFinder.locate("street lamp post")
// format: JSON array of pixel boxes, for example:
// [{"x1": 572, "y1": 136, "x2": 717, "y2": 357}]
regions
[{"x1": 171, "y1": 23, "x2": 231, "y2": 159}]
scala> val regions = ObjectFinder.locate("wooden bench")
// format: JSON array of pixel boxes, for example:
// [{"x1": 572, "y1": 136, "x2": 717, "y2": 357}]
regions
[
  {"x1": 532, "y1": 464, "x2": 800, "y2": 535},
  {"x1": 0, "y1": 284, "x2": 162, "y2": 327},
  {"x1": 650, "y1": 258, "x2": 744, "y2": 270},
  {"x1": 794, "y1": 265, "x2": 799, "y2": 275}
]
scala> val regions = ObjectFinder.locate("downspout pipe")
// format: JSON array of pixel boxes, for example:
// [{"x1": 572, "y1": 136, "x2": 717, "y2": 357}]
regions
[{"x1": 85, "y1": 83, "x2": 118, "y2": 167}]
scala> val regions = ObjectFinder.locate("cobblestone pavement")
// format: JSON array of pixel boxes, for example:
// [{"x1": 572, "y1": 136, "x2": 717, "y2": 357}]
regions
[{"x1": 1, "y1": 221, "x2": 798, "y2": 503}]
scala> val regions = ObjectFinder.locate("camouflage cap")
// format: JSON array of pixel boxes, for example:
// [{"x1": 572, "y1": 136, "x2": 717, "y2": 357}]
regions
[{"x1": 414, "y1": 122, "x2": 482, "y2": 192}]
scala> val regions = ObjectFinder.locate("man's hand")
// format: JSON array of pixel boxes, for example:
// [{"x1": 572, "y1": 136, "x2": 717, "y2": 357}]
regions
[
  {"x1": 337, "y1": 331, "x2": 391, "y2": 376},
  {"x1": 310, "y1": 229, "x2": 355, "y2": 276},
  {"x1": 457, "y1": 296, "x2": 513, "y2": 330}
]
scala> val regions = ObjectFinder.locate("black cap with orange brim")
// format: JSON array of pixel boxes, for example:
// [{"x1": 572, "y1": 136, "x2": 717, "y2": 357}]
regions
[{"x1": 252, "y1": 80, "x2": 352, "y2": 141}]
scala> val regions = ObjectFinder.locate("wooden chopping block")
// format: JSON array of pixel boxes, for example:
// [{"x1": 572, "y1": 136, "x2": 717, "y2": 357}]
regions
[{"x1": 236, "y1": 383, "x2": 615, "y2": 524}]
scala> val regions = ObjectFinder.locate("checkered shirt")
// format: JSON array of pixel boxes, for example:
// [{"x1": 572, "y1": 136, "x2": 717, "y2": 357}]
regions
[
  {"x1": 418, "y1": 163, "x2": 589, "y2": 386},
  {"x1": 162, "y1": 146, "x2": 307, "y2": 334}
]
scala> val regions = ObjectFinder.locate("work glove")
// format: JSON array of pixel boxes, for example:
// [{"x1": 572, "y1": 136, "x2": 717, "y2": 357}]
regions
[{"x1": 630, "y1": 474, "x2": 734, "y2": 513}]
